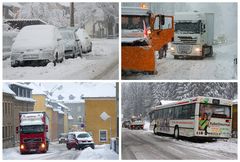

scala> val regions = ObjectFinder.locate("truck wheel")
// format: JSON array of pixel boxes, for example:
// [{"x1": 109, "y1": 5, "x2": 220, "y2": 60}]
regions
[
  {"x1": 208, "y1": 46, "x2": 213, "y2": 57},
  {"x1": 174, "y1": 126, "x2": 179, "y2": 139}
]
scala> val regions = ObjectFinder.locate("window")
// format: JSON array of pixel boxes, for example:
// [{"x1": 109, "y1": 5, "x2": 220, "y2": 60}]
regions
[
  {"x1": 174, "y1": 106, "x2": 182, "y2": 119},
  {"x1": 99, "y1": 130, "x2": 107, "y2": 142}
]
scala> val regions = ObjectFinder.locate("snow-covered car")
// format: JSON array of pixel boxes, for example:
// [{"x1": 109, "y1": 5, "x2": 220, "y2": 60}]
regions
[
  {"x1": 75, "y1": 28, "x2": 92, "y2": 53},
  {"x1": 11, "y1": 25, "x2": 65, "y2": 67},
  {"x1": 59, "y1": 28, "x2": 82, "y2": 59},
  {"x1": 66, "y1": 131, "x2": 94, "y2": 150}
]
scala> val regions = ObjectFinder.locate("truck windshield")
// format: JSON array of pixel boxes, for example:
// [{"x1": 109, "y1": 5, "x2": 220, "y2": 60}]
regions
[
  {"x1": 20, "y1": 125, "x2": 44, "y2": 133},
  {"x1": 199, "y1": 104, "x2": 231, "y2": 119},
  {"x1": 122, "y1": 15, "x2": 150, "y2": 30},
  {"x1": 175, "y1": 20, "x2": 201, "y2": 34}
]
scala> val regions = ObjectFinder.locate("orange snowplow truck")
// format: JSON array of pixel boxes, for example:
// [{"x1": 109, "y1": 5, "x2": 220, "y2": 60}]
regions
[{"x1": 122, "y1": 7, "x2": 174, "y2": 74}]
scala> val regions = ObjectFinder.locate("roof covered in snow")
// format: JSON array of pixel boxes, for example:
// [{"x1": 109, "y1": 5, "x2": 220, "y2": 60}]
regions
[
  {"x1": 11, "y1": 83, "x2": 33, "y2": 90},
  {"x1": 3, "y1": 83, "x2": 15, "y2": 95},
  {"x1": 28, "y1": 83, "x2": 46, "y2": 95},
  {"x1": 15, "y1": 96, "x2": 35, "y2": 103}
]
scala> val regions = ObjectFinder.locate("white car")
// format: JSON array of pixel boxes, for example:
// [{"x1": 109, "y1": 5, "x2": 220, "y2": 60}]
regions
[
  {"x1": 11, "y1": 25, "x2": 65, "y2": 67},
  {"x1": 74, "y1": 131, "x2": 95, "y2": 150},
  {"x1": 75, "y1": 28, "x2": 92, "y2": 53}
]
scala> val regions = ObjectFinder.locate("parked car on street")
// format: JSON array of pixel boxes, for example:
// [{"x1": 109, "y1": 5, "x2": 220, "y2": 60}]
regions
[
  {"x1": 58, "y1": 133, "x2": 68, "y2": 144},
  {"x1": 59, "y1": 28, "x2": 82, "y2": 59},
  {"x1": 75, "y1": 28, "x2": 92, "y2": 53},
  {"x1": 11, "y1": 25, "x2": 65, "y2": 67},
  {"x1": 66, "y1": 131, "x2": 95, "y2": 150}
]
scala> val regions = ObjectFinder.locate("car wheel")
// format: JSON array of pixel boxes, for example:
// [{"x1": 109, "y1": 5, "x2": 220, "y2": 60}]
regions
[{"x1": 91, "y1": 145, "x2": 95, "y2": 149}]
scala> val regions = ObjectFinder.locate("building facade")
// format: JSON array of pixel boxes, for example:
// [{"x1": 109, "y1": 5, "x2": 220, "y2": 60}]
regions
[{"x1": 85, "y1": 97, "x2": 116, "y2": 145}]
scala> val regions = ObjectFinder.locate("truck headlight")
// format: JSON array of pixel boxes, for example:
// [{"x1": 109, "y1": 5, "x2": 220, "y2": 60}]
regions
[
  {"x1": 41, "y1": 143, "x2": 45, "y2": 149},
  {"x1": 195, "y1": 47, "x2": 201, "y2": 52},
  {"x1": 20, "y1": 144, "x2": 25, "y2": 150},
  {"x1": 170, "y1": 47, "x2": 175, "y2": 51}
]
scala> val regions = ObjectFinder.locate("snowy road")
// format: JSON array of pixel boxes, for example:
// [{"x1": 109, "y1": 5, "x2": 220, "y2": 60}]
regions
[
  {"x1": 3, "y1": 142, "x2": 118, "y2": 160},
  {"x1": 3, "y1": 38, "x2": 119, "y2": 80},
  {"x1": 122, "y1": 128, "x2": 237, "y2": 160},
  {"x1": 123, "y1": 42, "x2": 237, "y2": 80},
  {"x1": 3, "y1": 143, "x2": 80, "y2": 160}
]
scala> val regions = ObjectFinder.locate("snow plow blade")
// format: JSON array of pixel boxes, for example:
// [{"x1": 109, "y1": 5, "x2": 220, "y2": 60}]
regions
[{"x1": 122, "y1": 46, "x2": 156, "y2": 74}]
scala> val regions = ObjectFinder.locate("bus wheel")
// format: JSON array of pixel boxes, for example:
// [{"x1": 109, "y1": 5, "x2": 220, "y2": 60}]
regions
[
  {"x1": 174, "y1": 126, "x2": 179, "y2": 139},
  {"x1": 153, "y1": 125, "x2": 157, "y2": 135}
]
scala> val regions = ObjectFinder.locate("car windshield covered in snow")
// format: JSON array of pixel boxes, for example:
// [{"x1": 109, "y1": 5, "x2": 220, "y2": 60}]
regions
[
  {"x1": 122, "y1": 15, "x2": 150, "y2": 30},
  {"x1": 20, "y1": 125, "x2": 44, "y2": 133},
  {"x1": 60, "y1": 30, "x2": 75, "y2": 40},
  {"x1": 175, "y1": 20, "x2": 201, "y2": 34},
  {"x1": 77, "y1": 133, "x2": 91, "y2": 138}
]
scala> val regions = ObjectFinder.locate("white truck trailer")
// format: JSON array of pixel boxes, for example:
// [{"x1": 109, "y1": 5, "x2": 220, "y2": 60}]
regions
[{"x1": 170, "y1": 12, "x2": 214, "y2": 59}]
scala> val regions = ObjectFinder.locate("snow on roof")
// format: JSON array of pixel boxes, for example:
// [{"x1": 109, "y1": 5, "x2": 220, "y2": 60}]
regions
[
  {"x1": 11, "y1": 83, "x2": 32, "y2": 90},
  {"x1": 49, "y1": 83, "x2": 116, "y2": 100},
  {"x1": 232, "y1": 99, "x2": 238, "y2": 104},
  {"x1": 45, "y1": 103, "x2": 53, "y2": 108},
  {"x1": 15, "y1": 96, "x2": 35, "y2": 103},
  {"x1": 3, "y1": 83, "x2": 15, "y2": 95},
  {"x1": 68, "y1": 115, "x2": 74, "y2": 120},
  {"x1": 161, "y1": 100, "x2": 176, "y2": 105},
  {"x1": 64, "y1": 99, "x2": 85, "y2": 104},
  {"x1": 57, "y1": 102, "x2": 69, "y2": 110},
  {"x1": 58, "y1": 109, "x2": 65, "y2": 114},
  {"x1": 3, "y1": 3, "x2": 22, "y2": 8},
  {"x1": 28, "y1": 83, "x2": 46, "y2": 95}
]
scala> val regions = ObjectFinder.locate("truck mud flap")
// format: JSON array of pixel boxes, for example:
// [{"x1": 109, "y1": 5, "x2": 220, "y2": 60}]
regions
[{"x1": 122, "y1": 46, "x2": 156, "y2": 74}]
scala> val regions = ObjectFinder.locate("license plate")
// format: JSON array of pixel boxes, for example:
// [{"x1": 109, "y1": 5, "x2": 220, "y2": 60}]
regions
[
  {"x1": 30, "y1": 149, "x2": 36, "y2": 152},
  {"x1": 23, "y1": 54, "x2": 39, "y2": 59}
]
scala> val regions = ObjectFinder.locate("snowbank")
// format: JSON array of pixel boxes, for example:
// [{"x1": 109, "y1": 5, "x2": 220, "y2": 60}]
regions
[
  {"x1": 176, "y1": 138, "x2": 238, "y2": 154},
  {"x1": 76, "y1": 144, "x2": 118, "y2": 160}
]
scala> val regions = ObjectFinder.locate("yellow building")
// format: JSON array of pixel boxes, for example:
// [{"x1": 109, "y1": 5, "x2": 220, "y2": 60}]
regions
[
  {"x1": 64, "y1": 113, "x2": 68, "y2": 133},
  {"x1": 32, "y1": 94, "x2": 54, "y2": 141},
  {"x1": 85, "y1": 97, "x2": 116, "y2": 145}
]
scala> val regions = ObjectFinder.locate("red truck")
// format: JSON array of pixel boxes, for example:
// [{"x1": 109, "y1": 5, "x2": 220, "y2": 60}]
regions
[{"x1": 16, "y1": 112, "x2": 49, "y2": 154}]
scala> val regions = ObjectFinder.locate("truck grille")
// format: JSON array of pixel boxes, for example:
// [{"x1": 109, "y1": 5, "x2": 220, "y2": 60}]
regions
[
  {"x1": 24, "y1": 138, "x2": 42, "y2": 143},
  {"x1": 177, "y1": 45, "x2": 192, "y2": 54},
  {"x1": 178, "y1": 36, "x2": 197, "y2": 44}
]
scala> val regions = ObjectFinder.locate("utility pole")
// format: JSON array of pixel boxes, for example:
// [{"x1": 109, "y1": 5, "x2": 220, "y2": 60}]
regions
[{"x1": 70, "y1": 2, "x2": 74, "y2": 27}]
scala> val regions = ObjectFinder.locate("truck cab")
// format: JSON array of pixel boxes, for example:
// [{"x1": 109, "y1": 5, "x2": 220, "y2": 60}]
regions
[
  {"x1": 17, "y1": 112, "x2": 49, "y2": 154},
  {"x1": 170, "y1": 12, "x2": 214, "y2": 59},
  {"x1": 121, "y1": 7, "x2": 174, "y2": 74}
]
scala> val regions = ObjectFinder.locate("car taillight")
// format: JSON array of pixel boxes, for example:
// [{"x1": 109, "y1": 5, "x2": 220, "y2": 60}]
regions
[
  {"x1": 226, "y1": 120, "x2": 230, "y2": 123},
  {"x1": 20, "y1": 144, "x2": 25, "y2": 150}
]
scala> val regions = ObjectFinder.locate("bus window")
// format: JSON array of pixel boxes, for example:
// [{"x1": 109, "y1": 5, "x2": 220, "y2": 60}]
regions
[
  {"x1": 159, "y1": 109, "x2": 163, "y2": 118},
  {"x1": 174, "y1": 106, "x2": 182, "y2": 119},
  {"x1": 199, "y1": 104, "x2": 231, "y2": 119},
  {"x1": 163, "y1": 109, "x2": 168, "y2": 118},
  {"x1": 169, "y1": 108, "x2": 174, "y2": 119},
  {"x1": 182, "y1": 104, "x2": 195, "y2": 119}
]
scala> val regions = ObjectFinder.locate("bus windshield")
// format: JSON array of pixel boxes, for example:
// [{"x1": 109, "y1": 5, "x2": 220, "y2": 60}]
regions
[
  {"x1": 199, "y1": 104, "x2": 231, "y2": 119},
  {"x1": 20, "y1": 125, "x2": 44, "y2": 133},
  {"x1": 122, "y1": 15, "x2": 150, "y2": 30}
]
